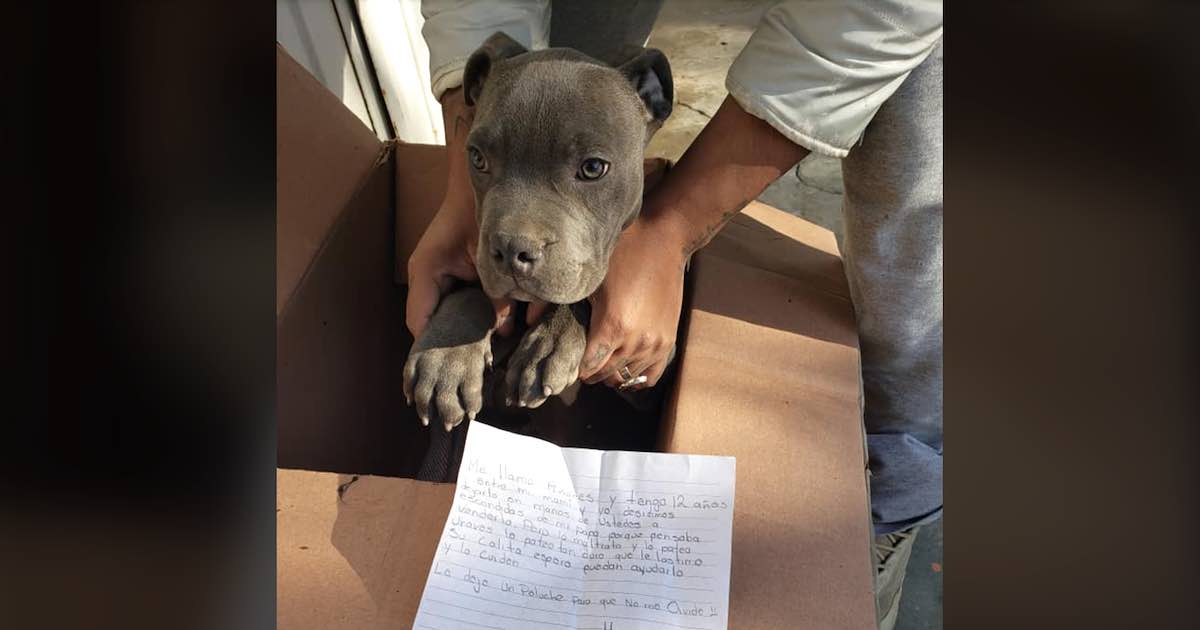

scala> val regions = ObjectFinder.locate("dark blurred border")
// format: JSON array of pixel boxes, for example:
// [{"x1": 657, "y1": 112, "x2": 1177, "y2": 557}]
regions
[
  {"x1": 949, "y1": 2, "x2": 1200, "y2": 627},
  {"x1": 14, "y1": 3, "x2": 275, "y2": 629},
  {"x1": 10, "y1": 1, "x2": 1200, "y2": 628}
]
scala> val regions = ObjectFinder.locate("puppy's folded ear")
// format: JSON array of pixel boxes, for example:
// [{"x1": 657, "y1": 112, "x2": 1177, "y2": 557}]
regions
[
  {"x1": 464, "y1": 31, "x2": 529, "y2": 106},
  {"x1": 618, "y1": 48, "x2": 673, "y2": 122}
]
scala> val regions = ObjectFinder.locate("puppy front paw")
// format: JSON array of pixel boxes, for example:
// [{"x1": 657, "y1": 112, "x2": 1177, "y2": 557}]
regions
[
  {"x1": 505, "y1": 304, "x2": 586, "y2": 408},
  {"x1": 404, "y1": 338, "x2": 491, "y2": 432},
  {"x1": 403, "y1": 287, "x2": 497, "y2": 431}
]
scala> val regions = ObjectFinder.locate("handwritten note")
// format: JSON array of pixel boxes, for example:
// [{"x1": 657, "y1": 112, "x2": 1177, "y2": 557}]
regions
[{"x1": 413, "y1": 421, "x2": 737, "y2": 630}]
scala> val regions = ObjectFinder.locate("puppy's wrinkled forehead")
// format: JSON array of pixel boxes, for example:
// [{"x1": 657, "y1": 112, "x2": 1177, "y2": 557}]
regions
[{"x1": 469, "y1": 56, "x2": 647, "y2": 166}]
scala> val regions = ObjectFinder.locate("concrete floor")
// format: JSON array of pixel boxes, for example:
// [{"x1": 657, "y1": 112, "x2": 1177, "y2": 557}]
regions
[
  {"x1": 645, "y1": 2, "x2": 942, "y2": 628},
  {"x1": 902, "y1": 519, "x2": 944, "y2": 630}
]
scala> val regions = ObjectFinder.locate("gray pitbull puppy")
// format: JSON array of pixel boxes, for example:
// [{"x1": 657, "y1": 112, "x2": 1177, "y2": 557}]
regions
[{"x1": 404, "y1": 31, "x2": 673, "y2": 433}]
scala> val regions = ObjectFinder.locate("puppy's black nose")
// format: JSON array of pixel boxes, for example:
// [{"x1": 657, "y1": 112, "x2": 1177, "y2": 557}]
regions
[{"x1": 490, "y1": 233, "x2": 544, "y2": 278}]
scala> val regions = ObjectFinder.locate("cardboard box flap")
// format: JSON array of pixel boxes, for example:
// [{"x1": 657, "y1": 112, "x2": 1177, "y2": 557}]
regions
[
  {"x1": 392, "y1": 144, "x2": 448, "y2": 285},
  {"x1": 662, "y1": 204, "x2": 875, "y2": 629},
  {"x1": 277, "y1": 470, "x2": 376, "y2": 629},
  {"x1": 277, "y1": 43, "x2": 388, "y2": 316},
  {"x1": 701, "y1": 201, "x2": 851, "y2": 300},
  {"x1": 277, "y1": 470, "x2": 455, "y2": 630},
  {"x1": 277, "y1": 148, "x2": 432, "y2": 478}
]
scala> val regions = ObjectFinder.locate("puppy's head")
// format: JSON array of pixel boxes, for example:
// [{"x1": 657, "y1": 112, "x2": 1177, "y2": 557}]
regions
[{"x1": 462, "y1": 32, "x2": 673, "y2": 304}]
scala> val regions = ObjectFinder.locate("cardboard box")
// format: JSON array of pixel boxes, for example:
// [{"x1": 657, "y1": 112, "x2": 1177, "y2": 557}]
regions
[{"x1": 276, "y1": 44, "x2": 875, "y2": 629}]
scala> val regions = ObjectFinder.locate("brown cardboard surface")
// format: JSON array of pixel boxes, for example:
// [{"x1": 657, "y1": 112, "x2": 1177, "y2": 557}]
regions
[
  {"x1": 277, "y1": 469, "x2": 376, "y2": 629},
  {"x1": 703, "y1": 201, "x2": 850, "y2": 300},
  {"x1": 277, "y1": 151, "x2": 429, "y2": 477},
  {"x1": 663, "y1": 203, "x2": 875, "y2": 630},
  {"x1": 277, "y1": 469, "x2": 455, "y2": 630},
  {"x1": 328, "y1": 474, "x2": 456, "y2": 629},
  {"x1": 393, "y1": 143, "x2": 448, "y2": 285},
  {"x1": 276, "y1": 43, "x2": 385, "y2": 316}
]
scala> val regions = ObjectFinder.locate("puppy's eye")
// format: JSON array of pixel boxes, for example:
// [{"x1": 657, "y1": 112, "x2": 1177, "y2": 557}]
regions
[
  {"x1": 468, "y1": 147, "x2": 488, "y2": 172},
  {"x1": 578, "y1": 157, "x2": 609, "y2": 181}
]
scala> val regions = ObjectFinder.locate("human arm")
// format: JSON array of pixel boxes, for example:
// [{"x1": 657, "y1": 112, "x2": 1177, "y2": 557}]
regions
[
  {"x1": 579, "y1": 0, "x2": 944, "y2": 387},
  {"x1": 577, "y1": 96, "x2": 809, "y2": 387},
  {"x1": 404, "y1": 86, "x2": 497, "y2": 338}
]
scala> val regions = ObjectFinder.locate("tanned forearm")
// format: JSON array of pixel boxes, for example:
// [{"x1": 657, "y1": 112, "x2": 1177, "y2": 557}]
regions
[
  {"x1": 643, "y1": 96, "x2": 810, "y2": 266},
  {"x1": 440, "y1": 87, "x2": 476, "y2": 213}
]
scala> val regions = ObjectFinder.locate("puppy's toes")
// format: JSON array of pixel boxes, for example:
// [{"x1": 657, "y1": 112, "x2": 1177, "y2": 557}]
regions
[
  {"x1": 524, "y1": 340, "x2": 558, "y2": 407},
  {"x1": 413, "y1": 365, "x2": 437, "y2": 428},
  {"x1": 435, "y1": 384, "x2": 465, "y2": 432},
  {"x1": 402, "y1": 355, "x2": 418, "y2": 406},
  {"x1": 506, "y1": 338, "x2": 544, "y2": 407},
  {"x1": 461, "y1": 368, "x2": 484, "y2": 421},
  {"x1": 504, "y1": 343, "x2": 547, "y2": 408},
  {"x1": 541, "y1": 341, "x2": 582, "y2": 398}
]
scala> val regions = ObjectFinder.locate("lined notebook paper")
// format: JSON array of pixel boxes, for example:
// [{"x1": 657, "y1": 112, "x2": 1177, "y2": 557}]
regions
[{"x1": 414, "y1": 421, "x2": 737, "y2": 630}]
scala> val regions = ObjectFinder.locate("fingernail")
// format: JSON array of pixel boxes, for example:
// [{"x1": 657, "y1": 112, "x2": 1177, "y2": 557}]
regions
[
  {"x1": 505, "y1": 396, "x2": 512, "y2": 406},
  {"x1": 467, "y1": 412, "x2": 476, "y2": 421},
  {"x1": 420, "y1": 416, "x2": 428, "y2": 426},
  {"x1": 543, "y1": 385, "x2": 552, "y2": 396}
]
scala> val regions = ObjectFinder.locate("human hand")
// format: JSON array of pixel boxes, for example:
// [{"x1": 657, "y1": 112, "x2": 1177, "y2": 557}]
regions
[
  {"x1": 577, "y1": 217, "x2": 687, "y2": 389},
  {"x1": 575, "y1": 96, "x2": 811, "y2": 389},
  {"x1": 406, "y1": 199, "x2": 486, "y2": 337}
]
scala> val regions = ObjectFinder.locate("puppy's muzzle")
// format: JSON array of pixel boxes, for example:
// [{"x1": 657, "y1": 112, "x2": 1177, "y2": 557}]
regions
[{"x1": 489, "y1": 232, "x2": 549, "y2": 279}]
